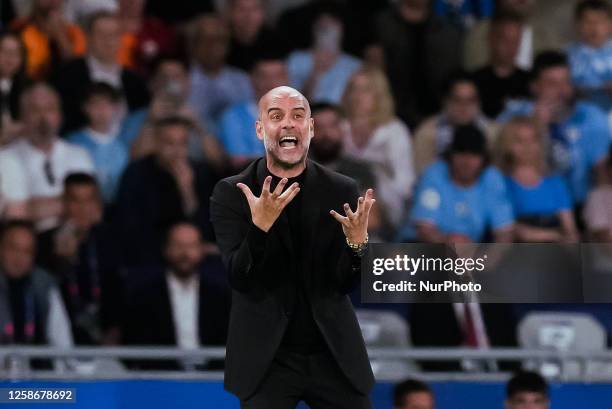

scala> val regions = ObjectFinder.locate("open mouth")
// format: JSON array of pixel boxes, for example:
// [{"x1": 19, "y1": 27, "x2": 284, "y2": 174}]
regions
[{"x1": 279, "y1": 136, "x2": 298, "y2": 149}]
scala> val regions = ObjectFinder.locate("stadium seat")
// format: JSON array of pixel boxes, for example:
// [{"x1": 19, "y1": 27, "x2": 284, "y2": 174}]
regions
[
  {"x1": 355, "y1": 309, "x2": 417, "y2": 379},
  {"x1": 518, "y1": 312, "x2": 612, "y2": 379}
]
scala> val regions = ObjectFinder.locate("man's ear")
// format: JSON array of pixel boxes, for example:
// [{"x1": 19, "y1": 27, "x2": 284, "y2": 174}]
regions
[
  {"x1": 309, "y1": 117, "x2": 315, "y2": 139},
  {"x1": 255, "y1": 120, "x2": 264, "y2": 141}
]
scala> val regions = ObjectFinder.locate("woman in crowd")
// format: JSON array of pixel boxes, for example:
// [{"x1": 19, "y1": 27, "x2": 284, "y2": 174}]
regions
[
  {"x1": 341, "y1": 68, "x2": 415, "y2": 230},
  {"x1": 495, "y1": 116, "x2": 579, "y2": 243},
  {"x1": 412, "y1": 73, "x2": 498, "y2": 175}
]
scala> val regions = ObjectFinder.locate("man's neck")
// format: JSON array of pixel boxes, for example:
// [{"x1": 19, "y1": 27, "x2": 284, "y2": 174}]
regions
[
  {"x1": 89, "y1": 54, "x2": 118, "y2": 71},
  {"x1": 233, "y1": 28, "x2": 258, "y2": 45},
  {"x1": 399, "y1": 6, "x2": 429, "y2": 24},
  {"x1": 200, "y1": 63, "x2": 224, "y2": 77},
  {"x1": 169, "y1": 270, "x2": 198, "y2": 286},
  {"x1": 30, "y1": 135, "x2": 55, "y2": 154},
  {"x1": 266, "y1": 157, "x2": 306, "y2": 179},
  {"x1": 491, "y1": 62, "x2": 516, "y2": 78},
  {"x1": 88, "y1": 123, "x2": 114, "y2": 135}
]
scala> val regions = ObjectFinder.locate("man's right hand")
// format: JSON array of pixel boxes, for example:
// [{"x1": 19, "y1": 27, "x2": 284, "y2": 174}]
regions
[{"x1": 236, "y1": 176, "x2": 300, "y2": 232}]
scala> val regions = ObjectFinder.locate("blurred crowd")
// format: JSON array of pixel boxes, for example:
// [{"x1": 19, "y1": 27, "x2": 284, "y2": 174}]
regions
[{"x1": 1, "y1": 0, "x2": 612, "y2": 371}]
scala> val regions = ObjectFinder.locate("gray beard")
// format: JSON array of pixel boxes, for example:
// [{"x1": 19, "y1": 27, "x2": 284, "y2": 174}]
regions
[{"x1": 263, "y1": 130, "x2": 309, "y2": 169}]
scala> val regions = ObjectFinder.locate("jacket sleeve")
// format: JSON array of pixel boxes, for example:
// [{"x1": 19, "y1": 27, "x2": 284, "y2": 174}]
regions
[
  {"x1": 209, "y1": 179, "x2": 271, "y2": 292},
  {"x1": 333, "y1": 180, "x2": 364, "y2": 294}
]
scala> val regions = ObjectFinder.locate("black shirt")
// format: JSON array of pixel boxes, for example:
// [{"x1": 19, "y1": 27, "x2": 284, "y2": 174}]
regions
[
  {"x1": 472, "y1": 65, "x2": 530, "y2": 119},
  {"x1": 266, "y1": 167, "x2": 327, "y2": 354}
]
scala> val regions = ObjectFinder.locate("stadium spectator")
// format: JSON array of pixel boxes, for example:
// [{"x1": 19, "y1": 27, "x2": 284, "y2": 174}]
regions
[
  {"x1": 471, "y1": 13, "x2": 530, "y2": 118},
  {"x1": 497, "y1": 51, "x2": 611, "y2": 208},
  {"x1": 0, "y1": 32, "x2": 29, "y2": 146},
  {"x1": 368, "y1": 0, "x2": 463, "y2": 128},
  {"x1": 126, "y1": 56, "x2": 226, "y2": 171},
  {"x1": 496, "y1": 116, "x2": 579, "y2": 243},
  {"x1": 0, "y1": 220, "x2": 73, "y2": 349},
  {"x1": 568, "y1": 0, "x2": 612, "y2": 111},
  {"x1": 404, "y1": 124, "x2": 514, "y2": 243},
  {"x1": 1, "y1": 83, "x2": 94, "y2": 231},
  {"x1": 393, "y1": 378, "x2": 435, "y2": 409},
  {"x1": 433, "y1": 0, "x2": 494, "y2": 30},
  {"x1": 413, "y1": 72, "x2": 498, "y2": 174},
  {"x1": 54, "y1": 10, "x2": 150, "y2": 133},
  {"x1": 66, "y1": 83, "x2": 129, "y2": 203},
  {"x1": 36, "y1": 173, "x2": 122, "y2": 345},
  {"x1": 187, "y1": 14, "x2": 253, "y2": 135},
  {"x1": 463, "y1": 0, "x2": 566, "y2": 70},
  {"x1": 225, "y1": 0, "x2": 279, "y2": 71},
  {"x1": 341, "y1": 68, "x2": 415, "y2": 229},
  {"x1": 287, "y1": 11, "x2": 361, "y2": 104},
  {"x1": 309, "y1": 103, "x2": 376, "y2": 193},
  {"x1": 505, "y1": 371, "x2": 550, "y2": 409},
  {"x1": 218, "y1": 53, "x2": 288, "y2": 169},
  {"x1": 116, "y1": 0, "x2": 178, "y2": 76},
  {"x1": 11, "y1": 0, "x2": 87, "y2": 80},
  {"x1": 123, "y1": 221, "x2": 229, "y2": 369},
  {"x1": 115, "y1": 116, "x2": 217, "y2": 267},
  {"x1": 584, "y1": 148, "x2": 612, "y2": 242},
  {"x1": 309, "y1": 102, "x2": 387, "y2": 241}
]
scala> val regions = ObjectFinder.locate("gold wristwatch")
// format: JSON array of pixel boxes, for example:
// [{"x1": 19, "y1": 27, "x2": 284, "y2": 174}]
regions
[{"x1": 346, "y1": 233, "x2": 369, "y2": 255}]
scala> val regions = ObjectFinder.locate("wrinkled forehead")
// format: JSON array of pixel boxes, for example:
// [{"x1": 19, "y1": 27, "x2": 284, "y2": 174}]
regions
[{"x1": 260, "y1": 91, "x2": 310, "y2": 117}]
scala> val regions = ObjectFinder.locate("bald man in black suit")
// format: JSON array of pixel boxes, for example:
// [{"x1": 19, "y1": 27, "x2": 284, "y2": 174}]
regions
[{"x1": 210, "y1": 86, "x2": 375, "y2": 408}]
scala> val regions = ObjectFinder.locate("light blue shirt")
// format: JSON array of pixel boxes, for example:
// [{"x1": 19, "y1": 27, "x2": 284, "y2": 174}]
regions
[
  {"x1": 188, "y1": 66, "x2": 254, "y2": 136},
  {"x1": 504, "y1": 174, "x2": 572, "y2": 217},
  {"x1": 218, "y1": 101, "x2": 264, "y2": 158},
  {"x1": 568, "y1": 39, "x2": 612, "y2": 110},
  {"x1": 498, "y1": 99, "x2": 611, "y2": 204},
  {"x1": 66, "y1": 129, "x2": 129, "y2": 202},
  {"x1": 287, "y1": 51, "x2": 361, "y2": 104},
  {"x1": 401, "y1": 160, "x2": 514, "y2": 242}
]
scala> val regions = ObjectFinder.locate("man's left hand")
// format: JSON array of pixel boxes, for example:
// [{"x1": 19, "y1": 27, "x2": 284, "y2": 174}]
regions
[{"x1": 330, "y1": 188, "x2": 375, "y2": 244}]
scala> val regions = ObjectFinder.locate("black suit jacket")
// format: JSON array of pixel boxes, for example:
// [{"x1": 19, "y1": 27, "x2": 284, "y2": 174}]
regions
[
  {"x1": 53, "y1": 57, "x2": 150, "y2": 133},
  {"x1": 210, "y1": 158, "x2": 374, "y2": 399}
]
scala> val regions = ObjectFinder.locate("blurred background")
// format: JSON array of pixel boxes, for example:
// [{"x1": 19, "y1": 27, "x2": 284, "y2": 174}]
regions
[{"x1": 1, "y1": 0, "x2": 612, "y2": 407}]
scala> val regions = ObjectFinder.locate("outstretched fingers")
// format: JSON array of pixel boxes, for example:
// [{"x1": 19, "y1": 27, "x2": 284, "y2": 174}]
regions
[
  {"x1": 343, "y1": 203, "x2": 356, "y2": 220},
  {"x1": 329, "y1": 209, "x2": 348, "y2": 226},
  {"x1": 363, "y1": 189, "x2": 375, "y2": 215},
  {"x1": 261, "y1": 176, "x2": 272, "y2": 197}
]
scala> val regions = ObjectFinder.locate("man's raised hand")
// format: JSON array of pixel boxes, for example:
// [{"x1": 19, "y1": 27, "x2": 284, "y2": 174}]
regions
[
  {"x1": 237, "y1": 176, "x2": 300, "y2": 232},
  {"x1": 330, "y1": 188, "x2": 375, "y2": 244}
]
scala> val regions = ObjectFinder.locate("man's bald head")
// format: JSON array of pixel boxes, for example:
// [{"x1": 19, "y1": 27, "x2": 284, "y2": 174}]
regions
[
  {"x1": 258, "y1": 86, "x2": 311, "y2": 120},
  {"x1": 255, "y1": 86, "x2": 314, "y2": 173}
]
